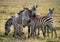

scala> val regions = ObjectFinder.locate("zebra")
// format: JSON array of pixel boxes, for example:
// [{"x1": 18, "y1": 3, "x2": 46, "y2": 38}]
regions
[
  {"x1": 23, "y1": 5, "x2": 57, "y2": 38},
  {"x1": 4, "y1": 7, "x2": 36, "y2": 39},
  {"x1": 4, "y1": 5, "x2": 57, "y2": 39},
  {"x1": 30, "y1": 8, "x2": 57, "y2": 38},
  {"x1": 43, "y1": 8, "x2": 55, "y2": 37},
  {"x1": 13, "y1": 8, "x2": 32, "y2": 39},
  {"x1": 36, "y1": 8, "x2": 55, "y2": 38},
  {"x1": 4, "y1": 5, "x2": 38, "y2": 38},
  {"x1": 4, "y1": 8, "x2": 31, "y2": 39}
]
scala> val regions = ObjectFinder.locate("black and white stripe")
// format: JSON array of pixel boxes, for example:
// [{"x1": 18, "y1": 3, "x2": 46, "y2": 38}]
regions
[{"x1": 31, "y1": 15, "x2": 57, "y2": 38}]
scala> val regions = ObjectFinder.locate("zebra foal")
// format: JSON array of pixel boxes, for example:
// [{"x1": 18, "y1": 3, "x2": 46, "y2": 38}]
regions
[{"x1": 32, "y1": 8, "x2": 57, "y2": 38}]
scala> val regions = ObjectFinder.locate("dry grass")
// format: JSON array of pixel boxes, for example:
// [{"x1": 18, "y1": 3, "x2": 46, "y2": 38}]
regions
[{"x1": 0, "y1": 0, "x2": 60, "y2": 42}]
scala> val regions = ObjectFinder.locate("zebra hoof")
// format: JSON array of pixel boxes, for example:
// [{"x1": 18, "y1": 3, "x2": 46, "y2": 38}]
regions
[
  {"x1": 36, "y1": 35, "x2": 40, "y2": 38},
  {"x1": 4, "y1": 33, "x2": 8, "y2": 36},
  {"x1": 28, "y1": 36, "x2": 30, "y2": 38}
]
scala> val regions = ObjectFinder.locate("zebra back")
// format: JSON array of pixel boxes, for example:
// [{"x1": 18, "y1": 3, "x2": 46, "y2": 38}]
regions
[{"x1": 34, "y1": 15, "x2": 53, "y2": 27}]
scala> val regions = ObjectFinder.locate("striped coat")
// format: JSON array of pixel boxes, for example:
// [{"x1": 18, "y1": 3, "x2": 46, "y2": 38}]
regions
[{"x1": 30, "y1": 14, "x2": 57, "y2": 38}]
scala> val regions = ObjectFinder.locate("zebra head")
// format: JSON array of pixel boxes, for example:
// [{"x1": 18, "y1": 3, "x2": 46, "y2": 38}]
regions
[
  {"x1": 5, "y1": 16, "x2": 14, "y2": 36},
  {"x1": 48, "y1": 8, "x2": 54, "y2": 17},
  {"x1": 31, "y1": 5, "x2": 38, "y2": 18}
]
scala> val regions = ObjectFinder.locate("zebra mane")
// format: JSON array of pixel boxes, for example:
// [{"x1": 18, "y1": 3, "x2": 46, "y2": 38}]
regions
[
  {"x1": 17, "y1": 8, "x2": 32, "y2": 15},
  {"x1": 17, "y1": 10, "x2": 24, "y2": 15}
]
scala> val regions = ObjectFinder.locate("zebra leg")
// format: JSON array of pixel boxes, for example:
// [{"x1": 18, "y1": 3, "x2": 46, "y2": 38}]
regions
[
  {"x1": 28, "y1": 26, "x2": 30, "y2": 38},
  {"x1": 13, "y1": 25, "x2": 17, "y2": 38},
  {"x1": 36, "y1": 28, "x2": 40, "y2": 38},
  {"x1": 30, "y1": 26, "x2": 35, "y2": 38},
  {"x1": 51, "y1": 29, "x2": 53, "y2": 38},
  {"x1": 53, "y1": 28, "x2": 57, "y2": 38},
  {"x1": 44, "y1": 26, "x2": 47, "y2": 37},
  {"x1": 34, "y1": 27, "x2": 36, "y2": 36},
  {"x1": 50, "y1": 27, "x2": 57, "y2": 38},
  {"x1": 13, "y1": 24, "x2": 20, "y2": 38},
  {"x1": 38, "y1": 28, "x2": 40, "y2": 36},
  {"x1": 48, "y1": 23, "x2": 57, "y2": 38},
  {"x1": 41, "y1": 27, "x2": 46, "y2": 38},
  {"x1": 16, "y1": 24, "x2": 25, "y2": 40},
  {"x1": 46, "y1": 25, "x2": 50, "y2": 37},
  {"x1": 47, "y1": 24, "x2": 53, "y2": 38},
  {"x1": 43, "y1": 26, "x2": 46, "y2": 38},
  {"x1": 47, "y1": 27, "x2": 49, "y2": 37},
  {"x1": 18, "y1": 25, "x2": 26, "y2": 39}
]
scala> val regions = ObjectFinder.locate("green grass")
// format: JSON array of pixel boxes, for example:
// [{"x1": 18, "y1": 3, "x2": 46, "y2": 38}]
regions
[{"x1": 0, "y1": 0, "x2": 60, "y2": 42}]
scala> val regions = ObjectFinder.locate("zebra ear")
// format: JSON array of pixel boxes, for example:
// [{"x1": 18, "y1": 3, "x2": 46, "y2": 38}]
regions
[
  {"x1": 23, "y1": 5, "x2": 27, "y2": 10},
  {"x1": 52, "y1": 8, "x2": 54, "y2": 11},
  {"x1": 23, "y1": 5, "x2": 25, "y2": 9},
  {"x1": 49, "y1": 8, "x2": 51, "y2": 11},
  {"x1": 23, "y1": 7, "x2": 26, "y2": 10},
  {"x1": 36, "y1": 5, "x2": 38, "y2": 8}
]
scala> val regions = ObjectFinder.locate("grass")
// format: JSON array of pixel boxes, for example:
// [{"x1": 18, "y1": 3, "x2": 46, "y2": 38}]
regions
[
  {"x1": 46, "y1": 38, "x2": 60, "y2": 42},
  {"x1": 0, "y1": 0, "x2": 60, "y2": 42}
]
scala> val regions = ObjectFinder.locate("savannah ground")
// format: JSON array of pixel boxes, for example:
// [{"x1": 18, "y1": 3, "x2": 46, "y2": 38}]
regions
[{"x1": 0, "y1": 0, "x2": 60, "y2": 42}]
